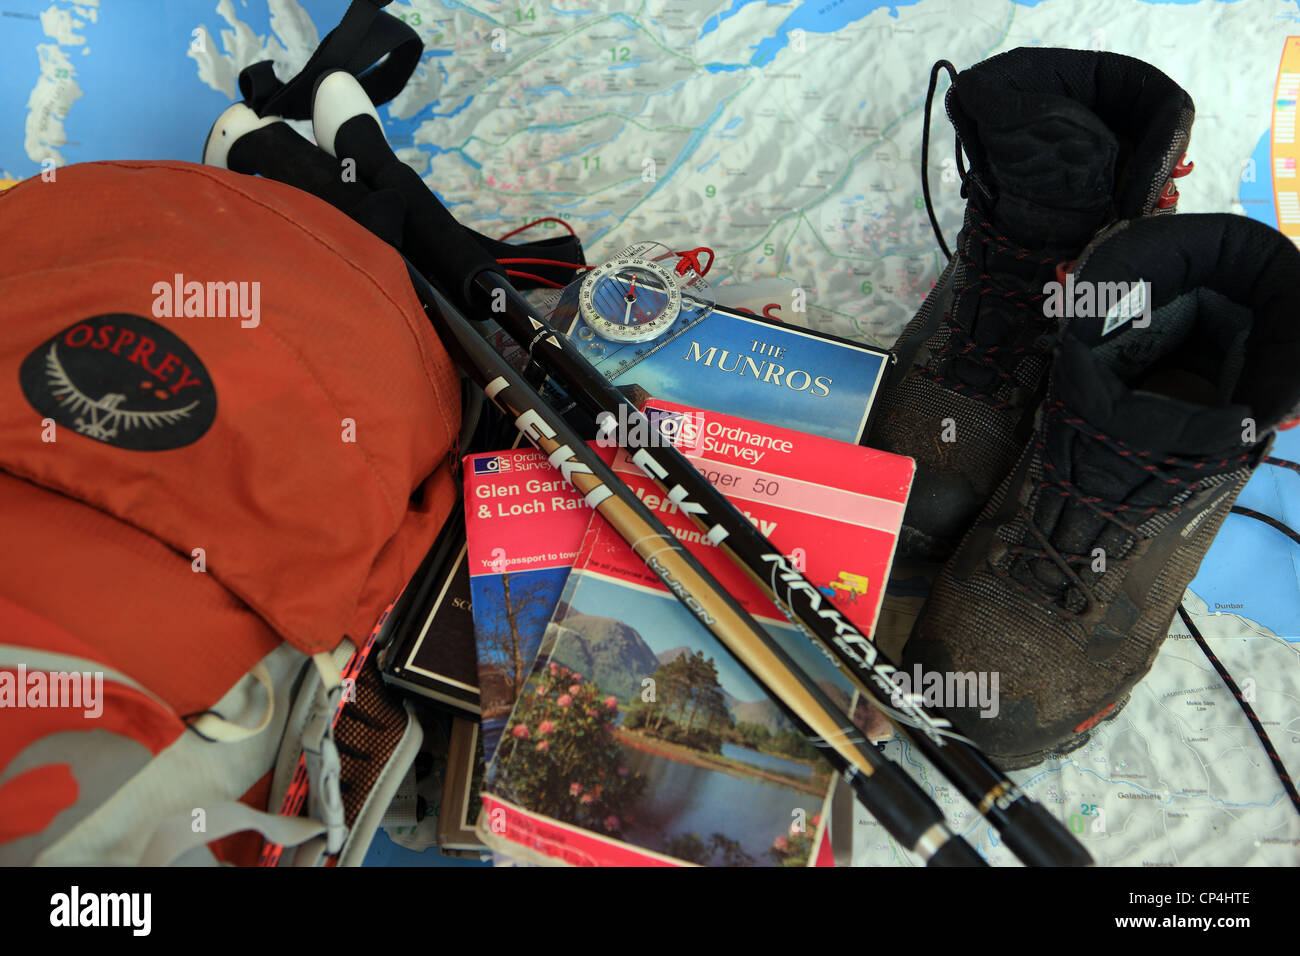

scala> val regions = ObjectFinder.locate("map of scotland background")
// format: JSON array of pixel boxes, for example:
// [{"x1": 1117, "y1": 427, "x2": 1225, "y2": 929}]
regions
[{"x1": 4, "y1": 0, "x2": 1297, "y2": 865}]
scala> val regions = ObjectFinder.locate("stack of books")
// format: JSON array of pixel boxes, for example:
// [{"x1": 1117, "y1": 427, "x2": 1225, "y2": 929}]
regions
[{"x1": 378, "y1": 302, "x2": 912, "y2": 867}]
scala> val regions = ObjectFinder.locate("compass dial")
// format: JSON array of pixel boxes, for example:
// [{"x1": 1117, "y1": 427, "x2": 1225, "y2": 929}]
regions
[{"x1": 577, "y1": 257, "x2": 682, "y2": 343}]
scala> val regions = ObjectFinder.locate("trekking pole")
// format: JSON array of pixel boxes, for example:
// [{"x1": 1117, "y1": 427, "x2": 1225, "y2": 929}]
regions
[
  {"x1": 310, "y1": 70, "x2": 1092, "y2": 867},
  {"x1": 464, "y1": 274, "x2": 1094, "y2": 867},
  {"x1": 403, "y1": 263, "x2": 985, "y2": 866}
]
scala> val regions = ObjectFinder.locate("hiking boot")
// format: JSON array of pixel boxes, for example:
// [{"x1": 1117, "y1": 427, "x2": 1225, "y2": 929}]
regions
[
  {"x1": 871, "y1": 48, "x2": 1195, "y2": 560},
  {"x1": 902, "y1": 213, "x2": 1300, "y2": 768}
]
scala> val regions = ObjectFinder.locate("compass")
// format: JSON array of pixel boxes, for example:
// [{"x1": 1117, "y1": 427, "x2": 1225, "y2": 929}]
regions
[
  {"x1": 549, "y1": 240, "x2": 714, "y2": 380},
  {"x1": 577, "y1": 256, "x2": 683, "y2": 344}
]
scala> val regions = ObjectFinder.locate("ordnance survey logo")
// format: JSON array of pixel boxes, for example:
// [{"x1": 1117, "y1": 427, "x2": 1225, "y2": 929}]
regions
[
  {"x1": 473, "y1": 455, "x2": 513, "y2": 475},
  {"x1": 596, "y1": 404, "x2": 703, "y2": 450},
  {"x1": 19, "y1": 314, "x2": 217, "y2": 451}
]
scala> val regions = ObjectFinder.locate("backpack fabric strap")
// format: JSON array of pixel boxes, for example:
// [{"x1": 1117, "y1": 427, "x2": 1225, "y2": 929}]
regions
[
  {"x1": 188, "y1": 663, "x2": 275, "y2": 743},
  {"x1": 303, "y1": 652, "x2": 347, "y2": 854},
  {"x1": 0, "y1": 645, "x2": 169, "y2": 712},
  {"x1": 239, "y1": 0, "x2": 420, "y2": 120},
  {"x1": 140, "y1": 801, "x2": 327, "y2": 866},
  {"x1": 32, "y1": 643, "x2": 306, "y2": 866}
]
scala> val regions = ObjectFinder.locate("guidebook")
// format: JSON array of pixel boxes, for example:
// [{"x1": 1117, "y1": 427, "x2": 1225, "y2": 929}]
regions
[
  {"x1": 558, "y1": 301, "x2": 890, "y2": 445},
  {"x1": 437, "y1": 716, "x2": 490, "y2": 853},
  {"x1": 478, "y1": 399, "x2": 915, "y2": 867},
  {"x1": 463, "y1": 445, "x2": 612, "y2": 762},
  {"x1": 380, "y1": 507, "x2": 480, "y2": 715}
]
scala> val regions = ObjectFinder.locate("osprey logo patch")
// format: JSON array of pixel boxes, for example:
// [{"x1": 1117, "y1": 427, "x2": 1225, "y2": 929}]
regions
[{"x1": 19, "y1": 314, "x2": 216, "y2": 451}]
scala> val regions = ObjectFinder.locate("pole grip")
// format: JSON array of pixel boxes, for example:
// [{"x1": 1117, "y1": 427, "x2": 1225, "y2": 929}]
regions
[{"x1": 332, "y1": 113, "x2": 502, "y2": 302}]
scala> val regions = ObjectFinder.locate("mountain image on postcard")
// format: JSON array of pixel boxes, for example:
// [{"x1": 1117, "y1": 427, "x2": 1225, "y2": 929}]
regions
[{"x1": 484, "y1": 570, "x2": 835, "y2": 868}]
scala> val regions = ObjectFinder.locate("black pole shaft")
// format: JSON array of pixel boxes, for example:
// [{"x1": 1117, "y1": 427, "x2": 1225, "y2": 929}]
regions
[{"x1": 407, "y1": 263, "x2": 984, "y2": 867}]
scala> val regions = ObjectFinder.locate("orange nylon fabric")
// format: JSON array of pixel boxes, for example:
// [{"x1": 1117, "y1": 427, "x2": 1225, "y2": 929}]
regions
[{"x1": 0, "y1": 161, "x2": 460, "y2": 658}]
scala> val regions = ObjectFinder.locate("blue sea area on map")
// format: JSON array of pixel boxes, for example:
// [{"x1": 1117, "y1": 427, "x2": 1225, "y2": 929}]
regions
[
  {"x1": 0, "y1": 6, "x2": 45, "y2": 177},
  {"x1": 380, "y1": 66, "x2": 477, "y2": 159},
  {"x1": 700, "y1": 0, "x2": 761, "y2": 38},
  {"x1": 1013, "y1": 0, "x2": 1240, "y2": 4},
  {"x1": 0, "y1": 0, "x2": 354, "y2": 179},
  {"x1": 525, "y1": 84, "x2": 572, "y2": 98},
  {"x1": 696, "y1": 0, "x2": 1253, "y2": 71},
  {"x1": 1190, "y1": 427, "x2": 1300, "y2": 639},
  {"x1": 547, "y1": 5, "x2": 596, "y2": 17},
  {"x1": 702, "y1": 0, "x2": 921, "y2": 45},
  {"x1": 1239, "y1": 130, "x2": 1277, "y2": 229},
  {"x1": 749, "y1": 1, "x2": 913, "y2": 66},
  {"x1": 696, "y1": 0, "x2": 925, "y2": 70}
]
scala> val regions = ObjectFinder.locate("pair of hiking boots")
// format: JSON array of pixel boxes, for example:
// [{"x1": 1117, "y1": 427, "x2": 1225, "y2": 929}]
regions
[{"x1": 871, "y1": 48, "x2": 1300, "y2": 768}]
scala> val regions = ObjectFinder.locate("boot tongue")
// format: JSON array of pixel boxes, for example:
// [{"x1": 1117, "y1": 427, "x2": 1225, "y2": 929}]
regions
[
  {"x1": 1018, "y1": 337, "x2": 1251, "y2": 602},
  {"x1": 951, "y1": 77, "x2": 1119, "y2": 249},
  {"x1": 1053, "y1": 335, "x2": 1251, "y2": 457}
]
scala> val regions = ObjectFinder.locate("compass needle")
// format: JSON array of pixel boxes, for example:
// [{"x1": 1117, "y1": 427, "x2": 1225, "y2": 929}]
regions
[
  {"x1": 564, "y1": 242, "x2": 715, "y2": 380},
  {"x1": 573, "y1": 245, "x2": 704, "y2": 346}
]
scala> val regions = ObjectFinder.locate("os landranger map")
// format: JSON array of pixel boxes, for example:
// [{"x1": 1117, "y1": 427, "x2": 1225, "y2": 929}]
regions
[{"x1": 3, "y1": 0, "x2": 1298, "y2": 865}]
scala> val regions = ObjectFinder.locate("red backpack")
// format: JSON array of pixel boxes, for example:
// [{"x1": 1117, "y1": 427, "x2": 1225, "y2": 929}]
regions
[{"x1": 0, "y1": 160, "x2": 460, "y2": 865}]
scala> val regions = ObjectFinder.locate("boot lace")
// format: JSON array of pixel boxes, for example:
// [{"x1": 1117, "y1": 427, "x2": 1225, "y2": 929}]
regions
[
  {"x1": 930, "y1": 221, "x2": 1060, "y2": 407},
  {"x1": 1006, "y1": 399, "x2": 1257, "y2": 611},
  {"x1": 921, "y1": 59, "x2": 963, "y2": 261},
  {"x1": 920, "y1": 58, "x2": 1062, "y2": 409}
]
